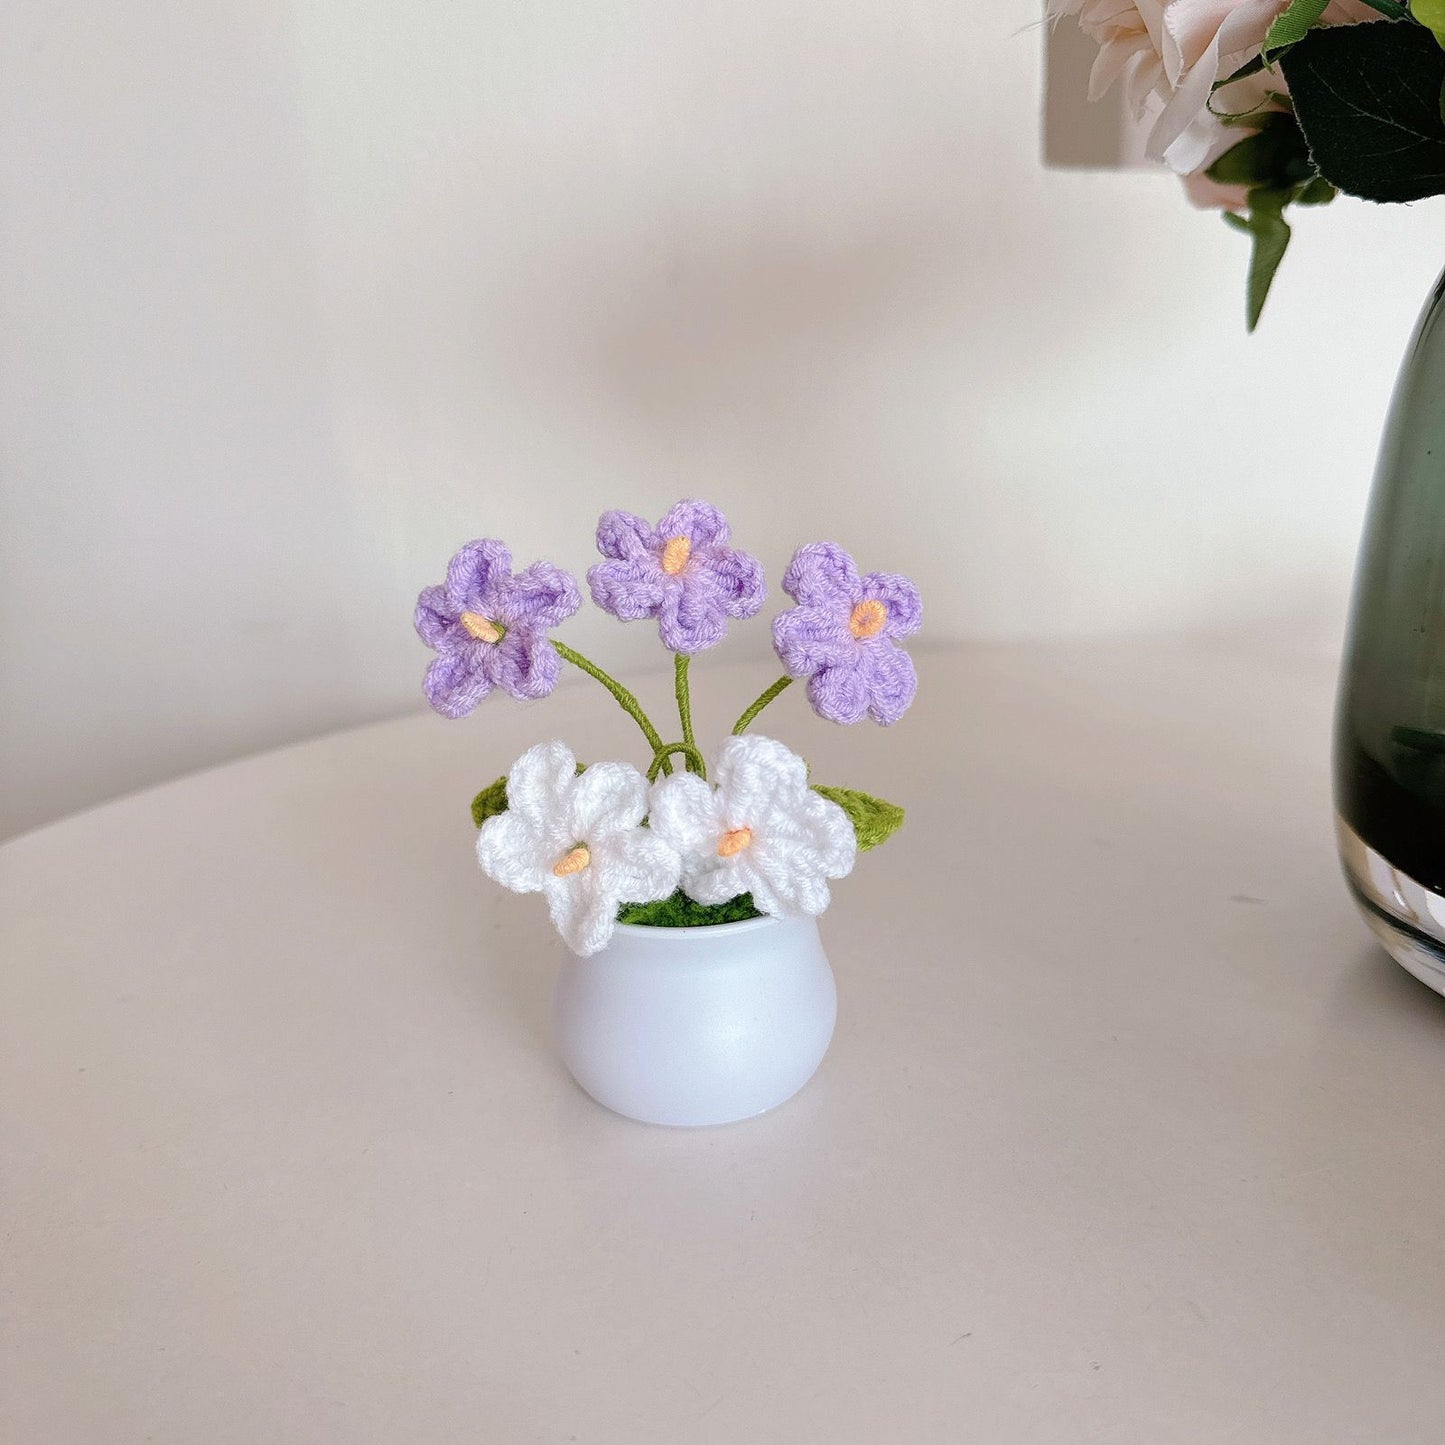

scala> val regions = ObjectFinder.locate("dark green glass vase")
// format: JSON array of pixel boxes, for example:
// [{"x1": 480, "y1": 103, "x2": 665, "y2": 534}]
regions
[{"x1": 1336, "y1": 268, "x2": 1445, "y2": 993}]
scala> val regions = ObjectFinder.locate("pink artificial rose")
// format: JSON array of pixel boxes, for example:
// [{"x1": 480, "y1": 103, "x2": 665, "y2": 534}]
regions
[
  {"x1": 1051, "y1": 0, "x2": 1382, "y2": 174},
  {"x1": 1177, "y1": 67, "x2": 1277, "y2": 211},
  {"x1": 1153, "y1": 0, "x2": 1287, "y2": 169},
  {"x1": 1181, "y1": 168, "x2": 1251, "y2": 211}
]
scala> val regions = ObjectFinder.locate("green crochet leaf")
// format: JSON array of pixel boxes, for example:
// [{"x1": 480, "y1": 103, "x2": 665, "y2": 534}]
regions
[
  {"x1": 470, "y1": 776, "x2": 509, "y2": 828},
  {"x1": 470, "y1": 762, "x2": 587, "y2": 828},
  {"x1": 617, "y1": 891, "x2": 763, "y2": 927},
  {"x1": 812, "y1": 784, "x2": 905, "y2": 851}
]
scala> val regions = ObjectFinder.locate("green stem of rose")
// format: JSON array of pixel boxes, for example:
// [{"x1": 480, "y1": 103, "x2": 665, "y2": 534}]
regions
[
  {"x1": 730, "y1": 675, "x2": 794, "y2": 735},
  {"x1": 673, "y1": 653, "x2": 703, "y2": 774},
  {"x1": 554, "y1": 641, "x2": 672, "y2": 774}
]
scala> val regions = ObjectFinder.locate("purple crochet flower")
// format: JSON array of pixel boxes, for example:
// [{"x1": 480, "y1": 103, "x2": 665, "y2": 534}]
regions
[
  {"x1": 415, "y1": 539, "x2": 581, "y2": 717},
  {"x1": 587, "y1": 500, "x2": 765, "y2": 654},
  {"x1": 772, "y1": 542, "x2": 922, "y2": 725}
]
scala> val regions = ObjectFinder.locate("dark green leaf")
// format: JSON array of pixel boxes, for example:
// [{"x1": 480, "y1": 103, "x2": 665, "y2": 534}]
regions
[
  {"x1": 1281, "y1": 22, "x2": 1445, "y2": 202},
  {"x1": 617, "y1": 891, "x2": 763, "y2": 927},
  {"x1": 812, "y1": 784, "x2": 905, "y2": 851},
  {"x1": 1261, "y1": 0, "x2": 1329, "y2": 59},
  {"x1": 1222, "y1": 189, "x2": 1292, "y2": 332},
  {"x1": 470, "y1": 761, "x2": 587, "y2": 828},
  {"x1": 1205, "y1": 111, "x2": 1313, "y2": 190}
]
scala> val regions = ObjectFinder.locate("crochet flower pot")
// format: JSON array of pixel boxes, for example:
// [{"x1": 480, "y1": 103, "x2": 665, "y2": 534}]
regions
[
  {"x1": 552, "y1": 914, "x2": 836, "y2": 1126},
  {"x1": 413, "y1": 500, "x2": 920, "y2": 1124}
]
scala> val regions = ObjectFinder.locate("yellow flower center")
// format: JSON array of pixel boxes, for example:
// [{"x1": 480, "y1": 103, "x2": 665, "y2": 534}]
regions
[
  {"x1": 848, "y1": 599, "x2": 887, "y2": 640},
  {"x1": 717, "y1": 826, "x2": 753, "y2": 858},
  {"x1": 660, "y1": 536, "x2": 692, "y2": 575},
  {"x1": 552, "y1": 845, "x2": 591, "y2": 878},
  {"x1": 459, "y1": 610, "x2": 504, "y2": 644}
]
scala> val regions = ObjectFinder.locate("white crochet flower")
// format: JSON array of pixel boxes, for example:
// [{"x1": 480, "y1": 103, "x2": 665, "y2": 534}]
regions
[
  {"x1": 649, "y1": 734, "x2": 856, "y2": 918},
  {"x1": 477, "y1": 740, "x2": 681, "y2": 956}
]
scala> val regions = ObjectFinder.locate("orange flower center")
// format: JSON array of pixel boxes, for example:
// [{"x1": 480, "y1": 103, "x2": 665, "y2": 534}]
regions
[
  {"x1": 460, "y1": 611, "x2": 504, "y2": 644},
  {"x1": 660, "y1": 536, "x2": 692, "y2": 575},
  {"x1": 552, "y1": 845, "x2": 591, "y2": 878},
  {"x1": 717, "y1": 826, "x2": 753, "y2": 858},
  {"x1": 848, "y1": 599, "x2": 887, "y2": 640}
]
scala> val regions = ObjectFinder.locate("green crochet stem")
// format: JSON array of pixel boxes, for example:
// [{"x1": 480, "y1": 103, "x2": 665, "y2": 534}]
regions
[
  {"x1": 674, "y1": 653, "x2": 702, "y2": 772},
  {"x1": 554, "y1": 641, "x2": 672, "y2": 774},
  {"x1": 647, "y1": 742, "x2": 708, "y2": 782},
  {"x1": 731, "y1": 675, "x2": 794, "y2": 735}
]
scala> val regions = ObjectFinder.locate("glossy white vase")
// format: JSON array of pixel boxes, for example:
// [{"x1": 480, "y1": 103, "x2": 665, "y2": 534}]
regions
[{"x1": 552, "y1": 914, "x2": 836, "y2": 1126}]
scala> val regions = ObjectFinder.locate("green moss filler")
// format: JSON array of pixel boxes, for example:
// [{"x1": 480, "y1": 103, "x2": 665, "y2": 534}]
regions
[{"x1": 616, "y1": 890, "x2": 763, "y2": 927}]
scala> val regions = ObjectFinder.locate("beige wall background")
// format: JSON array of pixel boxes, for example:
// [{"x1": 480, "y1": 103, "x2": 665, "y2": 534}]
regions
[{"x1": 3, "y1": 1, "x2": 1443, "y2": 840}]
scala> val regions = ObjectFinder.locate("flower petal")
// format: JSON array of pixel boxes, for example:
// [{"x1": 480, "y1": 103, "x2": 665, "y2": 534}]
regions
[
  {"x1": 707, "y1": 546, "x2": 766, "y2": 619},
  {"x1": 744, "y1": 847, "x2": 832, "y2": 918},
  {"x1": 505, "y1": 740, "x2": 580, "y2": 830},
  {"x1": 593, "y1": 828, "x2": 681, "y2": 907},
  {"x1": 414, "y1": 584, "x2": 462, "y2": 650},
  {"x1": 445, "y1": 539, "x2": 513, "y2": 612},
  {"x1": 587, "y1": 559, "x2": 666, "y2": 621},
  {"x1": 595, "y1": 510, "x2": 655, "y2": 562},
  {"x1": 423, "y1": 647, "x2": 493, "y2": 718},
  {"x1": 767, "y1": 790, "x2": 857, "y2": 879},
  {"x1": 658, "y1": 498, "x2": 730, "y2": 549},
  {"x1": 782, "y1": 541, "x2": 861, "y2": 608},
  {"x1": 566, "y1": 761, "x2": 648, "y2": 841},
  {"x1": 804, "y1": 791, "x2": 858, "y2": 876},
  {"x1": 714, "y1": 734, "x2": 810, "y2": 821},
  {"x1": 476, "y1": 811, "x2": 550, "y2": 893},
  {"x1": 658, "y1": 578, "x2": 728, "y2": 654},
  {"x1": 683, "y1": 857, "x2": 752, "y2": 907},
  {"x1": 859, "y1": 571, "x2": 922, "y2": 639},
  {"x1": 772, "y1": 604, "x2": 855, "y2": 677},
  {"x1": 544, "y1": 873, "x2": 617, "y2": 957},
  {"x1": 740, "y1": 796, "x2": 853, "y2": 918},
  {"x1": 805, "y1": 659, "x2": 870, "y2": 725},
  {"x1": 864, "y1": 643, "x2": 917, "y2": 726},
  {"x1": 486, "y1": 631, "x2": 561, "y2": 701},
  {"x1": 648, "y1": 772, "x2": 722, "y2": 860},
  {"x1": 501, "y1": 561, "x2": 582, "y2": 630}
]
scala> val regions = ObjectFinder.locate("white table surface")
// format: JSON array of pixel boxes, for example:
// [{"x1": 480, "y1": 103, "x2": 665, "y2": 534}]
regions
[{"x1": 5, "y1": 641, "x2": 1445, "y2": 1444}]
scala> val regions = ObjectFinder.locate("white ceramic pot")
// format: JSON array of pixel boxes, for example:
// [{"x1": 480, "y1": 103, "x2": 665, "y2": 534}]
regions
[{"x1": 552, "y1": 914, "x2": 837, "y2": 1127}]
